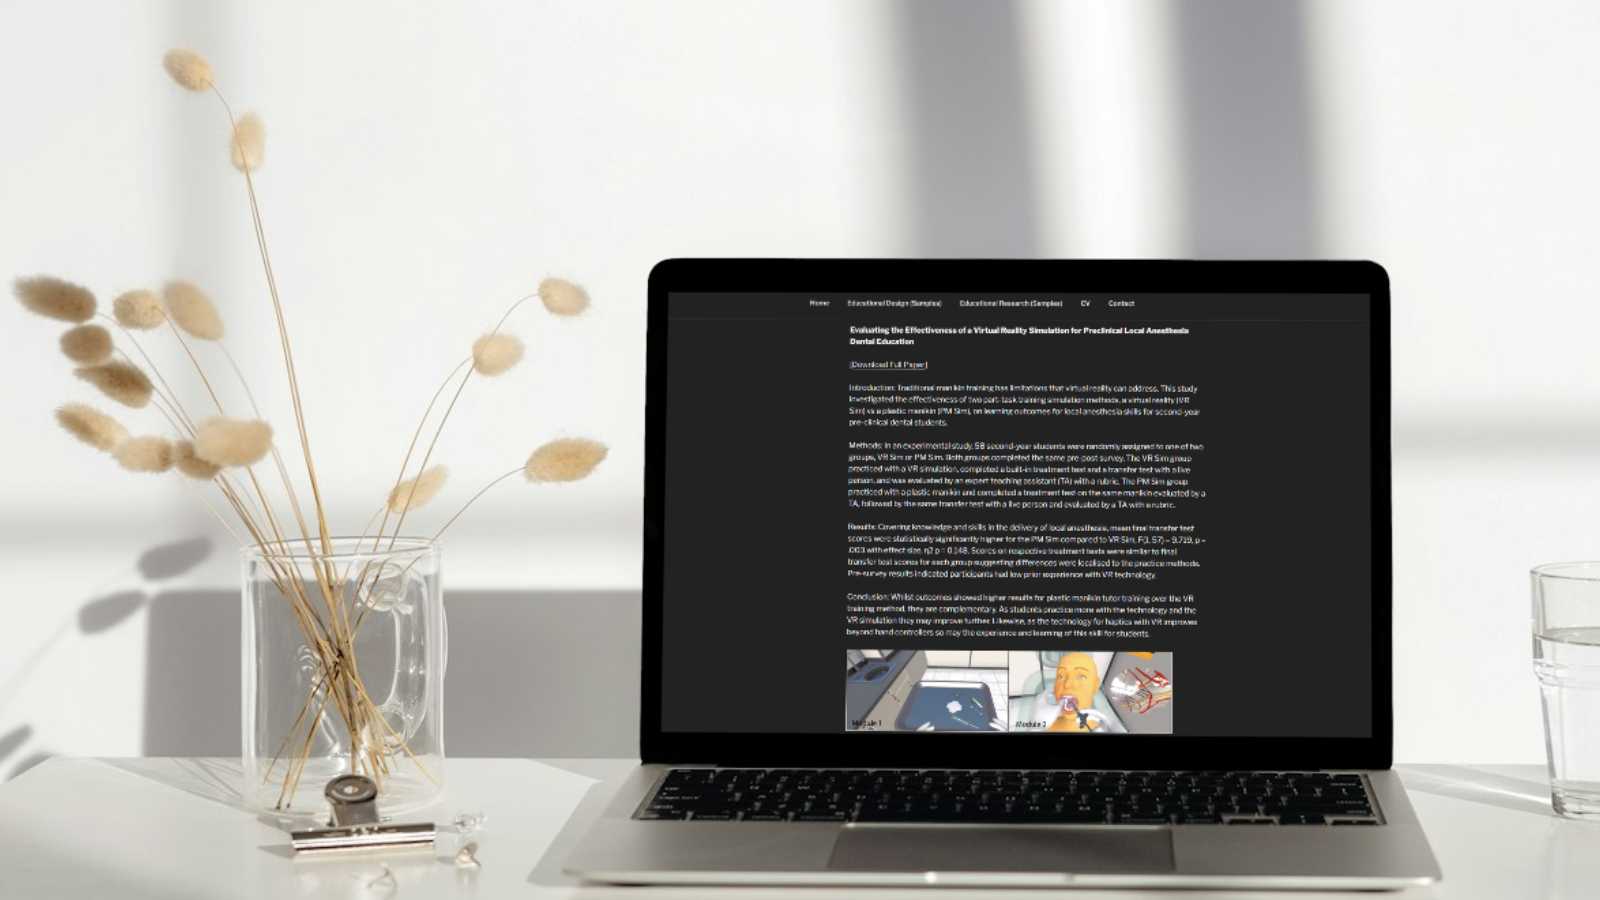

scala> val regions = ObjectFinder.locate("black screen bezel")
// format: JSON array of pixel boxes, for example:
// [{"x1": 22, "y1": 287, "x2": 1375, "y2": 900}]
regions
[{"x1": 642, "y1": 258, "x2": 1393, "y2": 770}]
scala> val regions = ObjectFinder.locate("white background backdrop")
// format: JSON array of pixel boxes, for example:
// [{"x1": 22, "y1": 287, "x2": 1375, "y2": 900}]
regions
[{"x1": 3, "y1": 0, "x2": 1597, "y2": 772}]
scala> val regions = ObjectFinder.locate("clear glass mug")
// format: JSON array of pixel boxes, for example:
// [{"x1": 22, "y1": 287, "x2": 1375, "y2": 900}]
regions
[
  {"x1": 1532, "y1": 562, "x2": 1600, "y2": 817},
  {"x1": 242, "y1": 538, "x2": 446, "y2": 816}
]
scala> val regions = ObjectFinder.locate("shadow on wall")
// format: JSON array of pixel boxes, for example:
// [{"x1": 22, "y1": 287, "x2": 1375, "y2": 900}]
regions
[
  {"x1": 891, "y1": 0, "x2": 1040, "y2": 257},
  {"x1": 0, "y1": 536, "x2": 217, "y2": 780},
  {"x1": 142, "y1": 589, "x2": 641, "y2": 758},
  {"x1": 1172, "y1": 0, "x2": 1320, "y2": 256},
  {"x1": 0, "y1": 725, "x2": 38, "y2": 780},
  {"x1": 891, "y1": 1, "x2": 1320, "y2": 259}
]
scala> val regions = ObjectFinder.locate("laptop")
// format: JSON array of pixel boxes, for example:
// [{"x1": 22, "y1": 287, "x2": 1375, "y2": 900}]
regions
[{"x1": 565, "y1": 259, "x2": 1441, "y2": 889}]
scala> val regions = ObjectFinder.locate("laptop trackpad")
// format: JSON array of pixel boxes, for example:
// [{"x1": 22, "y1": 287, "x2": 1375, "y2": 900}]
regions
[{"x1": 828, "y1": 827, "x2": 1175, "y2": 874}]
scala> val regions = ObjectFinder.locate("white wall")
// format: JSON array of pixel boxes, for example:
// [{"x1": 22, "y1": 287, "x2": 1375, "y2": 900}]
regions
[{"x1": 2, "y1": 0, "x2": 1594, "y2": 768}]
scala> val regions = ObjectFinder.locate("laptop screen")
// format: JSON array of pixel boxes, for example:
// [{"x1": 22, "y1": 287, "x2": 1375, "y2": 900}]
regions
[{"x1": 655, "y1": 274, "x2": 1376, "y2": 744}]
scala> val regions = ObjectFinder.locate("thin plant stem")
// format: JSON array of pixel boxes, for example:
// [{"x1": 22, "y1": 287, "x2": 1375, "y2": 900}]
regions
[
  {"x1": 213, "y1": 87, "x2": 335, "y2": 560},
  {"x1": 147, "y1": 393, "x2": 188, "y2": 438},
  {"x1": 141, "y1": 395, "x2": 246, "y2": 544},
  {"x1": 101, "y1": 314, "x2": 197, "y2": 432},
  {"x1": 131, "y1": 364, "x2": 196, "y2": 438},
  {"x1": 194, "y1": 482, "x2": 247, "y2": 545},
  {"x1": 432, "y1": 467, "x2": 521, "y2": 540},
  {"x1": 280, "y1": 686, "x2": 332, "y2": 809},
  {"x1": 109, "y1": 333, "x2": 269, "y2": 539},
  {"x1": 162, "y1": 318, "x2": 227, "y2": 413},
  {"x1": 338, "y1": 506, "x2": 387, "y2": 587},
  {"x1": 378, "y1": 291, "x2": 536, "y2": 550},
  {"x1": 371, "y1": 357, "x2": 469, "y2": 552},
  {"x1": 165, "y1": 304, "x2": 342, "y2": 668},
  {"x1": 219, "y1": 340, "x2": 315, "y2": 548},
  {"x1": 123, "y1": 347, "x2": 280, "y2": 547},
  {"x1": 110, "y1": 337, "x2": 277, "y2": 547},
  {"x1": 385, "y1": 364, "x2": 471, "y2": 548},
  {"x1": 159, "y1": 317, "x2": 298, "y2": 553},
  {"x1": 490, "y1": 291, "x2": 540, "y2": 333},
  {"x1": 261, "y1": 668, "x2": 327, "y2": 784},
  {"x1": 214, "y1": 98, "x2": 355, "y2": 737},
  {"x1": 217, "y1": 342, "x2": 263, "y2": 415}
]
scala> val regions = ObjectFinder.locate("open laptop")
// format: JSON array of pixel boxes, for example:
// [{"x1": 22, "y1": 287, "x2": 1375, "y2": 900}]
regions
[{"x1": 566, "y1": 259, "x2": 1440, "y2": 889}]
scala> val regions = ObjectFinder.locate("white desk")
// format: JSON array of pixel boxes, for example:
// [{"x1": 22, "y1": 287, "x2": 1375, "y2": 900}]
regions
[{"x1": 0, "y1": 759, "x2": 1588, "y2": 898}]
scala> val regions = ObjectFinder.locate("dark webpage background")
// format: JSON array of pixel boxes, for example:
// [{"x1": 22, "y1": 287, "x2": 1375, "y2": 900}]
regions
[{"x1": 661, "y1": 292, "x2": 1372, "y2": 737}]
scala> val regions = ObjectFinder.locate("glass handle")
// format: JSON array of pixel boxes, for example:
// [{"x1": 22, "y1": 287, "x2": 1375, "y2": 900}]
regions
[{"x1": 380, "y1": 588, "x2": 429, "y2": 742}]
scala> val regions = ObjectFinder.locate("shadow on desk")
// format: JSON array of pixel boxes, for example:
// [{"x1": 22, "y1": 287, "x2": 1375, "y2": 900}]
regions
[
  {"x1": 1400, "y1": 764, "x2": 1554, "y2": 817},
  {"x1": 142, "y1": 589, "x2": 641, "y2": 758}
]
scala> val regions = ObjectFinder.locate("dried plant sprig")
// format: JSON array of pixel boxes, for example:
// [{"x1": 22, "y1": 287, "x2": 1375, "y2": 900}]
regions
[
  {"x1": 387, "y1": 465, "x2": 448, "y2": 514},
  {"x1": 538, "y1": 277, "x2": 590, "y2": 317},
  {"x1": 190, "y1": 67, "x2": 338, "y2": 564},
  {"x1": 140, "y1": 46, "x2": 602, "y2": 805},
  {"x1": 430, "y1": 439, "x2": 609, "y2": 540},
  {"x1": 525, "y1": 437, "x2": 608, "y2": 482},
  {"x1": 75, "y1": 360, "x2": 154, "y2": 408},
  {"x1": 115, "y1": 436, "x2": 175, "y2": 473},
  {"x1": 380, "y1": 363, "x2": 471, "y2": 548},
  {"x1": 162, "y1": 49, "x2": 214, "y2": 91},
  {"x1": 164, "y1": 280, "x2": 224, "y2": 340},
  {"x1": 173, "y1": 439, "x2": 222, "y2": 479},
  {"x1": 15, "y1": 276, "x2": 96, "y2": 323},
  {"x1": 231, "y1": 112, "x2": 265, "y2": 172},
  {"x1": 151, "y1": 296, "x2": 311, "y2": 557},
  {"x1": 214, "y1": 340, "x2": 316, "y2": 554},
  {"x1": 380, "y1": 280, "x2": 592, "y2": 549},
  {"x1": 96, "y1": 313, "x2": 197, "y2": 433},
  {"x1": 56, "y1": 403, "x2": 128, "y2": 452},
  {"x1": 363, "y1": 358, "x2": 469, "y2": 554},
  {"x1": 112, "y1": 290, "x2": 166, "y2": 329},
  {"x1": 60, "y1": 324, "x2": 113, "y2": 365},
  {"x1": 165, "y1": 61, "x2": 354, "y2": 797},
  {"x1": 471, "y1": 333, "x2": 523, "y2": 376},
  {"x1": 195, "y1": 416, "x2": 274, "y2": 467}
]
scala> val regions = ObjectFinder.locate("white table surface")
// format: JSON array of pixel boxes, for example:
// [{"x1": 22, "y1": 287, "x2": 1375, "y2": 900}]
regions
[{"x1": 0, "y1": 758, "x2": 1591, "y2": 899}]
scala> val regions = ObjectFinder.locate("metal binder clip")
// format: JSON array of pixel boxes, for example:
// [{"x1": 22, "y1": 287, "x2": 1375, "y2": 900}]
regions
[{"x1": 289, "y1": 774, "x2": 436, "y2": 855}]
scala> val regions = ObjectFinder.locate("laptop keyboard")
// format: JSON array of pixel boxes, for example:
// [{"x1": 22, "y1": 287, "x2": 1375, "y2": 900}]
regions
[{"x1": 639, "y1": 769, "x2": 1380, "y2": 825}]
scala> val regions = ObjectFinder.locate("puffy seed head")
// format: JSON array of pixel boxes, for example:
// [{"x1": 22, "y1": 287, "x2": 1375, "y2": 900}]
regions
[
  {"x1": 163, "y1": 280, "x2": 224, "y2": 340},
  {"x1": 524, "y1": 437, "x2": 608, "y2": 483},
  {"x1": 230, "y1": 112, "x2": 265, "y2": 171},
  {"x1": 60, "y1": 324, "x2": 113, "y2": 365},
  {"x1": 537, "y1": 277, "x2": 590, "y2": 317},
  {"x1": 163, "y1": 49, "x2": 214, "y2": 91},
  {"x1": 173, "y1": 440, "x2": 222, "y2": 479},
  {"x1": 115, "y1": 436, "x2": 174, "y2": 473},
  {"x1": 388, "y1": 465, "x2": 449, "y2": 514},
  {"x1": 194, "y1": 417, "x2": 273, "y2": 467},
  {"x1": 15, "y1": 276, "x2": 95, "y2": 323},
  {"x1": 112, "y1": 289, "x2": 166, "y2": 329},
  {"x1": 56, "y1": 403, "x2": 128, "y2": 452},
  {"x1": 471, "y1": 333, "x2": 524, "y2": 376},
  {"x1": 75, "y1": 361, "x2": 154, "y2": 408}
]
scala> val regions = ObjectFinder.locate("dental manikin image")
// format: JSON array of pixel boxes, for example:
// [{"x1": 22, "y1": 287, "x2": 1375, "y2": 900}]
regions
[
  {"x1": 845, "y1": 650, "x2": 1172, "y2": 733},
  {"x1": 1007, "y1": 651, "x2": 1174, "y2": 734},
  {"x1": 844, "y1": 650, "x2": 1009, "y2": 732}
]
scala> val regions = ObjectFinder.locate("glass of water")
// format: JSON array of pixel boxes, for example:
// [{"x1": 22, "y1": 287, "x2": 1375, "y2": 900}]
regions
[{"x1": 1532, "y1": 562, "x2": 1600, "y2": 817}]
